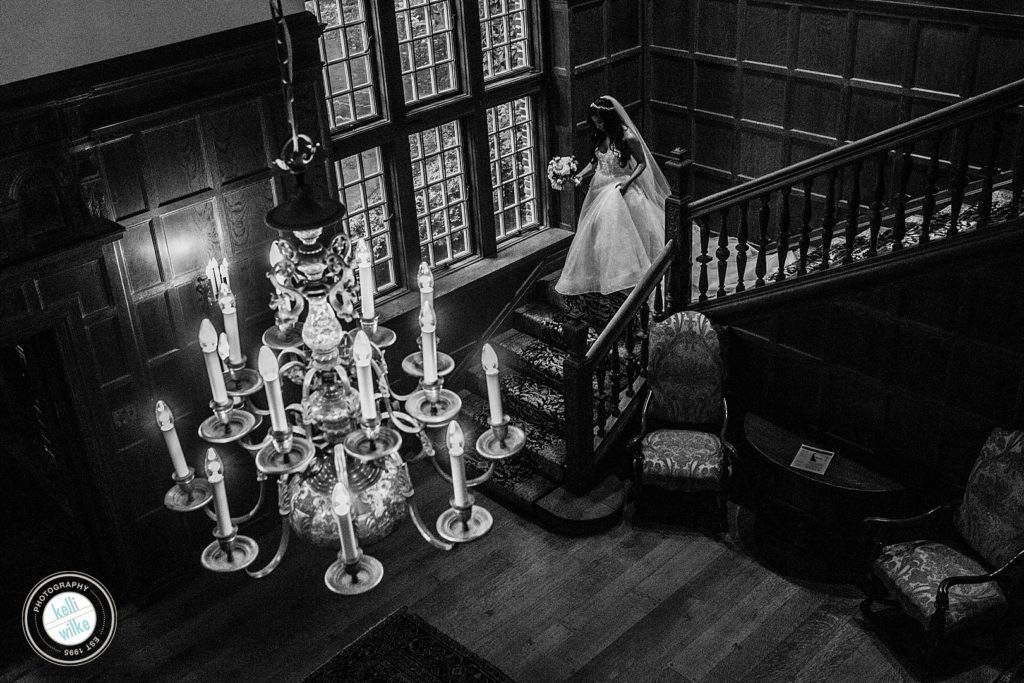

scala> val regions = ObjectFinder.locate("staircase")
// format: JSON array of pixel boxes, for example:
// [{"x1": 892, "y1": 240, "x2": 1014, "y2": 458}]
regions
[
  {"x1": 443, "y1": 271, "x2": 630, "y2": 532},
  {"x1": 442, "y1": 76, "x2": 1024, "y2": 531}
]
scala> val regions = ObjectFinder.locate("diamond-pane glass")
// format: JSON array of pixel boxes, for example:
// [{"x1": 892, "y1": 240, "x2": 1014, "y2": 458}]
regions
[
  {"x1": 487, "y1": 97, "x2": 538, "y2": 241},
  {"x1": 306, "y1": 0, "x2": 379, "y2": 129},
  {"x1": 336, "y1": 148, "x2": 397, "y2": 293},
  {"x1": 479, "y1": 0, "x2": 531, "y2": 81},
  {"x1": 395, "y1": 0, "x2": 459, "y2": 104},
  {"x1": 409, "y1": 122, "x2": 472, "y2": 267}
]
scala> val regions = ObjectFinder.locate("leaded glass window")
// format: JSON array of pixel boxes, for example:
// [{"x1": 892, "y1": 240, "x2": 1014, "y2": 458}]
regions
[
  {"x1": 305, "y1": 0, "x2": 378, "y2": 129},
  {"x1": 479, "y1": 0, "x2": 530, "y2": 81},
  {"x1": 487, "y1": 97, "x2": 537, "y2": 241},
  {"x1": 395, "y1": 0, "x2": 458, "y2": 104},
  {"x1": 410, "y1": 122, "x2": 471, "y2": 267},
  {"x1": 336, "y1": 148, "x2": 397, "y2": 292}
]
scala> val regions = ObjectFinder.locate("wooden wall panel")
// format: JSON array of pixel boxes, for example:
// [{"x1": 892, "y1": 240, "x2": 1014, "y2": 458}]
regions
[
  {"x1": 715, "y1": 240, "x2": 1024, "y2": 490},
  {"x1": 646, "y1": 0, "x2": 1024, "y2": 205}
]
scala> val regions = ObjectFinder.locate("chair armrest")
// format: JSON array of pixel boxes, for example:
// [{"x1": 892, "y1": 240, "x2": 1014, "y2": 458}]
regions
[
  {"x1": 935, "y1": 546, "x2": 1024, "y2": 611},
  {"x1": 626, "y1": 388, "x2": 653, "y2": 452},
  {"x1": 719, "y1": 396, "x2": 729, "y2": 444},
  {"x1": 864, "y1": 503, "x2": 956, "y2": 531}
]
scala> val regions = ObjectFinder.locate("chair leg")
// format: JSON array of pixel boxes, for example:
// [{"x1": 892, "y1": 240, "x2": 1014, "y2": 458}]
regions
[
  {"x1": 920, "y1": 608, "x2": 947, "y2": 681},
  {"x1": 860, "y1": 573, "x2": 885, "y2": 620}
]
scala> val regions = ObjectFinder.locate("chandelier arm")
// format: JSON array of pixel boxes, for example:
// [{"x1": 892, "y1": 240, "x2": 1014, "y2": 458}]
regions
[
  {"x1": 245, "y1": 476, "x2": 293, "y2": 578},
  {"x1": 402, "y1": 430, "x2": 436, "y2": 463},
  {"x1": 405, "y1": 497, "x2": 454, "y2": 551},
  {"x1": 204, "y1": 471, "x2": 269, "y2": 525},
  {"x1": 427, "y1": 454, "x2": 495, "y2": 487}
]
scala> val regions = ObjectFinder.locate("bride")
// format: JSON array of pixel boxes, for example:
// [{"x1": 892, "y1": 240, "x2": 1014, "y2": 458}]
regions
[{"x1": 555, "y1": 96, "x2": 671, "y2": 296}]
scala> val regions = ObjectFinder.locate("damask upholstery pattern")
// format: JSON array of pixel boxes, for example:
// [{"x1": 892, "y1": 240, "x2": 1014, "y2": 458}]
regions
[
  {"x1": 641, "y1": 430, "x2": 725, "y2": 492},
  {"x1": 954, "y1": 427, "x2": 1024, "y2": 579},
  {"x1": 648, "y1": 310, "x2": 723, "y2": 425},
  {"x1": 874, "y1": 541, "x2": 1007, "y2": 631}
]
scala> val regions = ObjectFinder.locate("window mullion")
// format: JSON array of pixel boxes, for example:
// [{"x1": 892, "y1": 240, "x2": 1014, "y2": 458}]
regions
[
  {"x1": 468, "y1": 109, "x2": 498, "y2": 258},
  {"x1": 387, "y1": 135, "x2": 421, "y2": 290},
  {"x1": 375, "y1": 0, "x2": 408, "y2": 128}
]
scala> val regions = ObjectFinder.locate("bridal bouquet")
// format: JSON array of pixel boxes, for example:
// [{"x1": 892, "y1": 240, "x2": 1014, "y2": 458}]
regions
[{"x1": 547, "y1": 155, "x2": 578, "y2": 190}]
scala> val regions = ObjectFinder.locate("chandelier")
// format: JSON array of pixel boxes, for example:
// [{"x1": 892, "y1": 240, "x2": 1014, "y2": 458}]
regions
[{"x1": 153, "y1": 1, "x2": 525, "y2": 594}]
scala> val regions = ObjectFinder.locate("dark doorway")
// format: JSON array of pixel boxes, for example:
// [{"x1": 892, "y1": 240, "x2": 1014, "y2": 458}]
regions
[{"x1": 0, "y1": 330, "x2": 100, "y2": 665}]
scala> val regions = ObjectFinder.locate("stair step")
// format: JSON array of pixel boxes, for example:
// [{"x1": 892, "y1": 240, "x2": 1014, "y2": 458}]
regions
[
  {"x1": 458, "y1": 390, "x2": 565, "y2": 483},
  {"x1": 490, "y1": 328, "x2": 566, "y2": 387},
  {"x1": 540, "y1": 270, "x2": 573, "y2": 311},
  {"x1": 514, "y1": 301, "x2": 598, "y2": 350}
]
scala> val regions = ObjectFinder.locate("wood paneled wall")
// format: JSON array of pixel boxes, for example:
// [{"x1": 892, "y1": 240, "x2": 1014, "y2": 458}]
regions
[
  {"x1": 0, "y1": 14, "x2": 326, "y2": 600},
  {"x1": 645, "y1": 0, "x2": 1024, "y2": 201},
  {"x1": 712, "y1": 225, "x2": 1024, "y2": 493},
  {"x1": 548, "y1": 0, "x2": 645, "y2": 230}
]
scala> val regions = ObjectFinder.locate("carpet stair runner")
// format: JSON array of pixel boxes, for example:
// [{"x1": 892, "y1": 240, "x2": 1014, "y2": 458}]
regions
[{"x1": 438, "y1": 272, "x2": 629, "y2": 531}]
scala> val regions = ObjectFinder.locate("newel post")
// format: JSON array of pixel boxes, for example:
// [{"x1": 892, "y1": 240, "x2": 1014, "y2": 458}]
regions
[
  {"x1": 664, "y1": 147, "x2": 692, "y2": 314},
  {"x1": 562, "y1": 316, "x2": 594, "y2": 492}
]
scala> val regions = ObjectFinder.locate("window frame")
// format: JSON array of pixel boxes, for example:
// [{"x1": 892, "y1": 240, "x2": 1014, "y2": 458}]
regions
[{"x1": 308, "y1": 0, "x2": 549, "y2": 299}]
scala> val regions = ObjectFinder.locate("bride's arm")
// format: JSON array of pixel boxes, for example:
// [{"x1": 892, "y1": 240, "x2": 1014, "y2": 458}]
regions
[
  {"x1": 617, "y1": 133, "x2": 647, "y2": 194},
  {"x1": 573, "y1": 161, "x2": 595, "y2": 185}
]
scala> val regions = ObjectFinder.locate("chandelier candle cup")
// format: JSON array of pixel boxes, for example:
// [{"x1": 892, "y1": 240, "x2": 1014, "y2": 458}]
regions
[
  {"x1": 205, "y1": 448, "x2": 234, "y2": 538},
  {"x1": 352, "y1": 331, "x2": 377, "y2": 423},
  {"x1": 419, "y1": 300, "x2": 439, "y2": 385},
  {"x1": 199, "y1": 319, "x2": 229, "y2": 404},
  {"x1": 417, "y1": 262, "x2": 434, "y2": 309},
  {"x1": 155, "y1": 401, "x2": 190, "y2": 479},
  {"x1": 354, "y1": 239, "x2": 375, "y2": 320},
  {"x1": 481, "y1": 344, "x2": 504, "y2": 426}
]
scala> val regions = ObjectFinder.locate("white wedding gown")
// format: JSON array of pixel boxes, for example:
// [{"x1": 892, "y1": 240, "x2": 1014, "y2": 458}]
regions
[{"x1": 555, "y1": 146, "x2": 665, "y2": 295}]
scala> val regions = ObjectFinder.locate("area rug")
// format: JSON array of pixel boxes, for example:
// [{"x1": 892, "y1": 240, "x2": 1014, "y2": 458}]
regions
[{"x1": 303, "y1": 606, "x2": 517, "y2": 683}]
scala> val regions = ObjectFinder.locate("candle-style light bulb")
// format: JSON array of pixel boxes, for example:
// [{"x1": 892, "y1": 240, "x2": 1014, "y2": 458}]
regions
[
  {"x1": 156, "y1": 400, "x2": 189, "y2": 479},
  {"x1": 205, "y1": 448, "x2": 224, "y2": 479},
  {"x1": 220, "y1": 258, "x2": 230, "y2": 291},
  {"x1": 419, "y1": 298, "x2": 436, "y2": 329},
  {"x1": 258, "y1": 345, "x2": 279, "y2": 381},
  {"x1": 352, "y1": 331, "x2": 376, "y2": 422},
  {"x1": 206, "y1": 258, "x2": 220, "y2": 298},
  {"x1": 481, "y1": 343, "x2": 504, "y2": 425},
  {"x1": 354, "y1": 239, "x2": 372, "y2": 267},
  {"x1": 199, "y1": 319, "x2": 218, "y2": 351},
  {"x1": 218, "y1": 332, "x2": 231, "y2": 363},
  {"x1": 332, "y1": 481, "x2": 351, "y2": 516},
  {"x1": 447, "y1": 420, "x2": 465, "y2": 454},
  {"x1": 417, "y1": 262, "x2": 434, "y2": 293},
  {"x1": 417, "y1": 261, "x2": 434, "y2": 309}
]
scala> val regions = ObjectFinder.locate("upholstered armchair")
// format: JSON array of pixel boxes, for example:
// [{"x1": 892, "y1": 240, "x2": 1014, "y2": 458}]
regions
[
  {"x1": 861, "y1": 427, "x2": 1024, "y2": 674},
  {"x1": 629, "y1": 310, "x2": 733, "y2": 530}
]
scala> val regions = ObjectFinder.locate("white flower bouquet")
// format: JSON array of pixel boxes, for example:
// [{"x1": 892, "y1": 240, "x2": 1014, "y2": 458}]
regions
[{"x1": 547, "y1": 155, "x2": 578, "y2": 190}]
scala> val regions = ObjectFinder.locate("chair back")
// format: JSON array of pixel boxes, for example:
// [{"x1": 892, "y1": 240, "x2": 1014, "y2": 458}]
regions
[
  {"x1": 955, "y1": 427, "x2": 1024, "y2": 578},
  {"x1": 647, "y1": 310, "x2": 724, "y2": 425}
]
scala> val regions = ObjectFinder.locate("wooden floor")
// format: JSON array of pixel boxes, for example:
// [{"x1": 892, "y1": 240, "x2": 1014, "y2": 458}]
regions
[{"x1": 5, "y1": 463, "x2": 1021, "y2": 683}]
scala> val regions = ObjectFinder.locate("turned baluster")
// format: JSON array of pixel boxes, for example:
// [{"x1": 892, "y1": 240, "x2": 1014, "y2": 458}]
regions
[
  {"x1": 697, "y1": 220, "x2": 711, "y2": 302},
  {"x1": 595, "y1": 359, "x2": 608, "y2": 438},
  {"x1": 867, "y1": 152, "x2": 887, "y2": 258},
  {"x1": 609, "y1": 344, "x2": 621, "y2": 418},
  {"x1": 777, "y1": 186, "x2": 791, "y2": 281},
  {"x1": 716, "y1": 209, "x2": 730, "y2": 298},
  {"x1": 639, "y1": 301, "x2": 650, "y2": 378},
  {"x1": 892, "y1": 144, "x2": 913, "y2": 251},
  {"x1": 799, "y1": 179, "x2": 812, "y2": 275},
  {"x1": 735, "y1": 201, "x2": 750, "y2": 292},
  {"x1": 978, "y1": 116, "x2": 1003, "y2": 229},
  {"x1": 653, "y1": 280, "x2": 664, "y2": 322},
  {"x1": 947, "y1": 125, "x2": 972, "y2": 236},
  {"x1": 844, "y1": 159, "x2": 862, "y2": 265},
  {"x1": 821, "y1": 169, "x2": 837, "y2": 270},
  {"x1": 1013, "y1": 110, "x2": 1024, "y2": 214},
  {"x1": 624, "y1": 318, "x2": 637, "y2": 396},
  {"x1": 921, "y1": 134, "x2": 942, "y2": 244},
  {"x1": 755, "y1": 194, "x2": 770, "y2": 287}
]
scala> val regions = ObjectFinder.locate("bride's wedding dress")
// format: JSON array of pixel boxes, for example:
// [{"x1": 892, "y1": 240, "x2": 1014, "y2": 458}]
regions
[{"x1": 555, "y1": 144, "x2": 664, "y2": 296}]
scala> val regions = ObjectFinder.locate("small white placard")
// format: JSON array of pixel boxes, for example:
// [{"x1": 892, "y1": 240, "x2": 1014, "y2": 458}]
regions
[{"x1": 790, "y1": 444, "x2": 835, "y2": 475}]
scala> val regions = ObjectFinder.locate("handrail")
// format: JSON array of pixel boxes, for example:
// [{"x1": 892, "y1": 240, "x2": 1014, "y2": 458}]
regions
[
  {"x1": 449, "y1": 247, "x2": 566, "y2": 387},
  {"x1": 587, "y1": 239, "x2": 674, "y2": 363},
  {"x1": 689, "y1": 76, "x2": 1024, "y2": 219}
]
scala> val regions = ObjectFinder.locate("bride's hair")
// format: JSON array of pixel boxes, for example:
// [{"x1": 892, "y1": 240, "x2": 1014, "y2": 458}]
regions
[{"x1": 588, "y1": 97, "x2": 632, "y2": 168}]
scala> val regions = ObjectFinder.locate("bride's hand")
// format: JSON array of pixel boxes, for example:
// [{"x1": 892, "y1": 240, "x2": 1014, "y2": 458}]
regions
[
  {"x1": 572, "y1": 175, "x2": 582, "y2": 186},
  {"x1": 616, "y1": 183, "x2": 628, "y2": 196}
]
